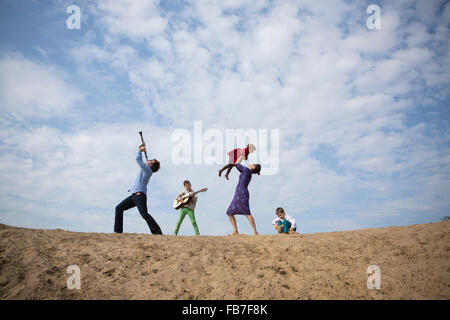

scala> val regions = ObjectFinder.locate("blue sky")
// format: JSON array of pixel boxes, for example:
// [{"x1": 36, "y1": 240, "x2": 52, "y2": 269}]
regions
[{"x1": 0, "y1": 0, "x2": 449, "y2": 235}]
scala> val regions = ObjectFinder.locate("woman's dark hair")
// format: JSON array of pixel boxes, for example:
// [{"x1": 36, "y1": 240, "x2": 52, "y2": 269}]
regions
[
  {"x1": 151, "y1": 159, "x2": 160, "y2": 173},
  {"x1": 251, "y1": 164, "x2": 261, "y2": 175},
  {"x1": 183, "y1": 180, "x2": 191, "y2": 186}
]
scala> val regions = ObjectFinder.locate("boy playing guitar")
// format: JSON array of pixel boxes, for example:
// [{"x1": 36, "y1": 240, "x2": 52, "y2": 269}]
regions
[{"x1": 173, "y1": 180, "x2": 207, "y2": 235}]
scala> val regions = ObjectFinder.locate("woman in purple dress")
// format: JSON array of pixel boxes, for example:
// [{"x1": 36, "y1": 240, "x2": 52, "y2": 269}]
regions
[{"x1": 226, "y1": 163, "x2": 261, "y2": 235}]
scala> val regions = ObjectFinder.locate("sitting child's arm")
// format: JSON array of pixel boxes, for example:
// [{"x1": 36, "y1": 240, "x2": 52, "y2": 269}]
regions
[
  {"x1": 286, "y1": 215, "x2": 296, "y2": 230},
  {"x1": 272, "y1": 218, "x2": 279, "y2": 230}
]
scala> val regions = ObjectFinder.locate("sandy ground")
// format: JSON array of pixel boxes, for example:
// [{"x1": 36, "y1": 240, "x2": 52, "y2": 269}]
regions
[{"x1": 0, "y1": 221, "x2": 448, "y2": 300}]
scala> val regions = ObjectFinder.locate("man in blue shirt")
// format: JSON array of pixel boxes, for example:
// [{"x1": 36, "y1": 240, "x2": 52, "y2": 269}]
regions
[{"x1": 114, "y1": 142, "x2": 163, "y2": 234}]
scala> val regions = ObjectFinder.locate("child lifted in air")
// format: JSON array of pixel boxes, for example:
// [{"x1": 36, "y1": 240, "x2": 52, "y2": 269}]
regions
[
  {"x1": 218, "y1": 144, "x2": 256, "y2": 180},
  {"x1": 272, "y1": 207, "x2": 298, "y2": 234}
]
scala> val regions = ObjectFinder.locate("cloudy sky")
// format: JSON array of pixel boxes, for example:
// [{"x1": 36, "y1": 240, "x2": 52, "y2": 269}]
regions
[{"x1": 0, "y1": 0, "x2": 448, "y2": 235}]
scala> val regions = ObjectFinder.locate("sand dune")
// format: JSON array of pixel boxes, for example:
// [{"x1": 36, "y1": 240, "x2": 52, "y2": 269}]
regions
[{"x1": 0, "y1": 221, "x2": 448, "y2": 300}]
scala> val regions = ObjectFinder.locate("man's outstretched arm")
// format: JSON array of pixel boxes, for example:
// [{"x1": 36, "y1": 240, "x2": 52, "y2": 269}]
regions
[{"x1": 136, "y1": 144, "x2": 152, "y2": 172}]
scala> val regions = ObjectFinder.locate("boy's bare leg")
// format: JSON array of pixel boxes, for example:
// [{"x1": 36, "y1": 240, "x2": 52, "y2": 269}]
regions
[
  {"x1": 219, "y1": 164, "x2": 232, "y2": 177},
  {"x1": 218, "y1": 165, "x2": 227, "y2": 177},
  {"x1": 227, "y1": 214, "x2": 239, "y2": 235},
  {"x1": 246, "y1": 215, "x2": 259, "y2": 235},
  {"x1": 224, "y1": 165, "x2": 234, "y2": 180}
]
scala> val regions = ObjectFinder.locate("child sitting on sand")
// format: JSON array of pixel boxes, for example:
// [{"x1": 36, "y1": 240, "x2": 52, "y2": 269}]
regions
[{"x1": 272, "y1": 207, "x2": 297, "y2": 234}]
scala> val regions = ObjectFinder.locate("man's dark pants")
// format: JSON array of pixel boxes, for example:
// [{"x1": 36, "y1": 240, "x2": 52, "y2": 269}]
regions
[{"x1": 114, "y1": 193, "x2": 163, "y2": 234}]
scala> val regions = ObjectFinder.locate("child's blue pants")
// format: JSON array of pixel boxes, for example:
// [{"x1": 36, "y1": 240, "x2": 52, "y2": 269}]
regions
[{"x1": 277, "y1": 220, "x2": 296, "y2": 232}]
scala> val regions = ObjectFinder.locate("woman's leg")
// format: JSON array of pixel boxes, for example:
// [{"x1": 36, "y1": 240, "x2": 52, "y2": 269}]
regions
[
  {"x1": 174, "y1": 208, "x2": 187, "y2": 235},
  {"x1": 227, "y1": 214, "x2": 239, "y2": 235},
  {"x1": 186, "y1": 209, "x2": 200, "y2": 235},
  {"x1": 246, "y1": 215, "x2": 259, "y2": 235}
]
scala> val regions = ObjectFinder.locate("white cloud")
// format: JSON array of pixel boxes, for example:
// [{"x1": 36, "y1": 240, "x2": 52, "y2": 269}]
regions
[
  {"x1": 0, "y1": 54, "x2": 83, "y2": 119},
  {"x1": 97, "y1": 0, "x2": 168, "y2": 41}
]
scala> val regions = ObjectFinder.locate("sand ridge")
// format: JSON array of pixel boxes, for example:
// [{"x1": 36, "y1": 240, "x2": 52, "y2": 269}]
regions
[{"x1": 0, "y1": 221, "x2": 448, "y2": 299}]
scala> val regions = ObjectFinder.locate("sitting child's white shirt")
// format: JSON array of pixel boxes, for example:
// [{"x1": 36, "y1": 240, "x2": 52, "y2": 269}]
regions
[{"x1": 272, "y1": 215, "x2": 297, "y2": 229}]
